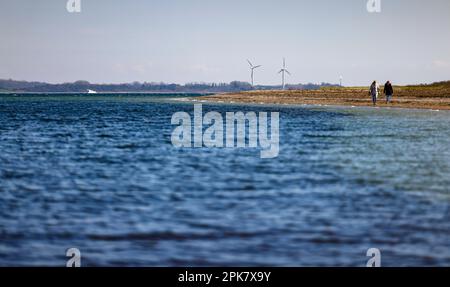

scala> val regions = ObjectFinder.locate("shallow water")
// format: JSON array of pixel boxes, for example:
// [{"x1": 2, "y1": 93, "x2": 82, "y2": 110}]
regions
[{"x1": 0, "y1": 94, "x2": 449, "y2": 266}]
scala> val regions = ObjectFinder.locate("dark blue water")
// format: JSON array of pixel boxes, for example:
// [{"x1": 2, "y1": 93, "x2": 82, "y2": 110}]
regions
[{"x1": 0, "y1": 94, "x2": 449, "y2": 266}]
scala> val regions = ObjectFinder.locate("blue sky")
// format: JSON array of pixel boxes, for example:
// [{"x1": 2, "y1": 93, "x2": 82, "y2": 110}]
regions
[{"x1": 1, "y1": 0, "x2": 449, "y2": 86}]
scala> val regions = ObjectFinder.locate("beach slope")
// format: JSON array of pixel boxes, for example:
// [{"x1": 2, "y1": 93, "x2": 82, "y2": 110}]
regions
[{"x1": 198, "y1": 82, "x2": 450, "y2": 110}]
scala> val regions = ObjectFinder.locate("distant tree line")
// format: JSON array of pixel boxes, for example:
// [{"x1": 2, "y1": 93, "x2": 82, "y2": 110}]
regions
[{"x1": 0, "y1": 79, "x2": 338, "y2": 93}]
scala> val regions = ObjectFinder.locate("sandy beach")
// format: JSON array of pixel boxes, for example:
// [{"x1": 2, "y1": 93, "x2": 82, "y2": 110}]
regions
[{"x1": 196, "y1": 83, "x2": 450, "y2": 110}]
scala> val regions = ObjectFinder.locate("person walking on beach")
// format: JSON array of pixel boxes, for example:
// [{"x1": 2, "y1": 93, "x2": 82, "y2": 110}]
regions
[
  {"x1": 384, "y1": 81, "x2": 394, "y2": 104},
  {"x1": 369, "y1": 81, "x2": 378, "y2": 106}
]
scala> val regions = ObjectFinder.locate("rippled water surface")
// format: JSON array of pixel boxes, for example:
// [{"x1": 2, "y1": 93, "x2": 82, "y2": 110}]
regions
[{"x1": 0, "y1": 94, "x2": 449, "y2": 266}]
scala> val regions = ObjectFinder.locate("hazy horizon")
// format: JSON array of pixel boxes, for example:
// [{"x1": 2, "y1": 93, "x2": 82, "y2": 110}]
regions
[{"x1": 1, "y1": 0, "x2": 450, "y2": 86}]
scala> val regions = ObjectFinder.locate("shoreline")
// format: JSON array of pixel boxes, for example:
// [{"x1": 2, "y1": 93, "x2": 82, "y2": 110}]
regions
[
  {"x1": 194, "y1": 86, "x2": 450, "y2": 111},
  {"x1": 181, "y1": 98, "x2": 447, "y2": 113}
]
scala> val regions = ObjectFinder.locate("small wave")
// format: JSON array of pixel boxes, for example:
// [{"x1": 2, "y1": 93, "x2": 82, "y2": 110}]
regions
[{"x1": 87, "y1": 230, "x2": 273, "y2": 242}]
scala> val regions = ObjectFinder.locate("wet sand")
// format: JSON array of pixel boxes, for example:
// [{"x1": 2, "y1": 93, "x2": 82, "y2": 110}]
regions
[{"x1": 196, "y1": 85, "x2": 450, "y2": 110}]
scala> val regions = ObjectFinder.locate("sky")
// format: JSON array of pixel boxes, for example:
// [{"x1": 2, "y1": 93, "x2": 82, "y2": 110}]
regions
[{"x1": 0, "y1": 0, "x2": 449, "y2": 86}]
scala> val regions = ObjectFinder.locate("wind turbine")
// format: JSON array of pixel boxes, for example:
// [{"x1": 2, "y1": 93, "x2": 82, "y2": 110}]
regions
[
  {"x1": 247, "y1": 60, "x2": 261, "y2": 87},
  {"x1": 278, "y1": 58, "x2": 291, "y2": 90},
  {"x1": 339, "y1": 75, "x2": 343, "y2": 87}
]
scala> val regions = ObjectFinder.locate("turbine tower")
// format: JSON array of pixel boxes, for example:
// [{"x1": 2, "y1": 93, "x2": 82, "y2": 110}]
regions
[
  {"x1": 278, "y1": 58, "x2": 291, "y2": 90},
  {"x1": 247, "y1": 60, "x2": 261, "y2": 87},
  {"x1": 339, "y1": 75, "x2": 343, "y2": 87}
]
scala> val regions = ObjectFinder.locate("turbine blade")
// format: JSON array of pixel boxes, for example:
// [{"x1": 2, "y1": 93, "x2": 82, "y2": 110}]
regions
[
  {"x1": 285, "y1": 70, "x2": 291, "y2": 75},
  {"x1": 247, "y1": 59, "x2": 253, "y2": 67},
  {"x1": 254, "y1": 65, "x2": 261, "y2": 69}
]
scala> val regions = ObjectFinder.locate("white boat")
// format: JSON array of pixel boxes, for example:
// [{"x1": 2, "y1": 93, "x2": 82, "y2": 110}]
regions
[{"x1": 87, "y1": 89, "x2": 97, "y2": 94}]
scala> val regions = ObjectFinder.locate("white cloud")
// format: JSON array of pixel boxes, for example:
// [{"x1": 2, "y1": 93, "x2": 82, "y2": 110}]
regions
[
  {"x1": 188, "y1": 64, "x2": 221, "y2": 74},
  {"x1": 112, "y1": 62, "x2": 153, "y2": 74},
  {"x1": 432, "y1": 60, "x2": 450, "y2": 68}
]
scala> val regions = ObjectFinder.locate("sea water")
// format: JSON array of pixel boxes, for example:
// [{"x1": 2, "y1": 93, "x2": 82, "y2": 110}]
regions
[{"x1": 0, "y1": 94, "x2": 449, "y2": 266}]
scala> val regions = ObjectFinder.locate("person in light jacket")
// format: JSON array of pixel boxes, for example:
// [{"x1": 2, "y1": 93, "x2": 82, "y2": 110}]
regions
[{"x1": 369, "y1": 81, "x2": 378, "y2": 106}]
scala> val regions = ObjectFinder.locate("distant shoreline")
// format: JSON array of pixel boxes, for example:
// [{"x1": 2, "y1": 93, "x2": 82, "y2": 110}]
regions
[
  {"x1": 194, "y1": 84, "x2": 450, "y2": 111},
  {"x1": 0, "y1": 91, "x2": 212, "y2": 95},
  {"x1": 2, "y1": 83, "x2": 450, "y2": 111}
]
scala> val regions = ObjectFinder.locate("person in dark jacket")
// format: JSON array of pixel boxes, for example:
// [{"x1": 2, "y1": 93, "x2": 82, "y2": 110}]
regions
[{"x1": 384, "y1": 81, "x2": 394, "y2": 104}]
